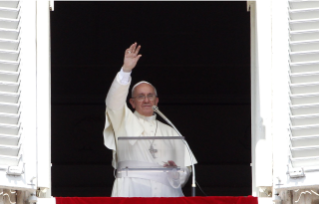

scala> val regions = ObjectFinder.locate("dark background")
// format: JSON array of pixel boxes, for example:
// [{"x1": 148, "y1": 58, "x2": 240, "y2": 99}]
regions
[{"x1": 50, "y1": 1, "x2": 251, "y2": 197}]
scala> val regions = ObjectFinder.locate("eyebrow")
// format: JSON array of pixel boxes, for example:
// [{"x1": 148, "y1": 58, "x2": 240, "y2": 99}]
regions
[{"x1": 136, "y1": 93, "x2": 155, "y2": 96}]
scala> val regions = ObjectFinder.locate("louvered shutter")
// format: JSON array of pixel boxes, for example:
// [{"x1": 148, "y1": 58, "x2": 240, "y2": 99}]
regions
[
  {"x1": 0, "y1": 0, "x2": 39, "y2": 192},
  {"x1": 250, "y1": 0, "x2": 319, "y2": 200},
  {"x1": 0, "y1": 0, "x2": 22, "y2": 173},
  {"x1": 271, "y1": 1, "x2": 319, "y2": 197},
  {"x1": 289, "y1": 0, "x2": 319, "y2": 173}
]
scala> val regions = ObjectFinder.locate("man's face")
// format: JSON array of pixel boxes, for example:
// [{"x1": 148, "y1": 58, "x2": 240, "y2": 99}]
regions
[{"x1": 129, "y1": 83, "x2": 159, "y2": 117}]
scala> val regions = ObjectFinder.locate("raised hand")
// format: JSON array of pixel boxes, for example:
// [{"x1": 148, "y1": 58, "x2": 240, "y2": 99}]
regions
[{"x1": 123, "y1": 42, "x2": 142, "y2": 72}]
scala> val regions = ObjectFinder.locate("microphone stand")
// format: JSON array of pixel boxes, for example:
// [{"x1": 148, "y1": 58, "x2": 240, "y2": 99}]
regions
[{"x1": 152, "y1": 106, "x2": 196, "y2": 196}]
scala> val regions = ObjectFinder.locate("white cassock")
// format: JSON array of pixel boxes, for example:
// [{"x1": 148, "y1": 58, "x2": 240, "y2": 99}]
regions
[{"x1": 103, "y1": 69, "x2": 197, "y2": 197}]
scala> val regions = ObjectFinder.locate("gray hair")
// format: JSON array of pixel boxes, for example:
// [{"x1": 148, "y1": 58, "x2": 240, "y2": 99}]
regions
[{"x1": 131, "y1": 81, "x2": 158, "y2": 97}]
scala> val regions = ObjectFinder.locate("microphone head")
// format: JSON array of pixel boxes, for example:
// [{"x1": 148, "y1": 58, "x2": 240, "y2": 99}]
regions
[{"x1": 152, "y1": 105, "x2": 158, "y2": 112}]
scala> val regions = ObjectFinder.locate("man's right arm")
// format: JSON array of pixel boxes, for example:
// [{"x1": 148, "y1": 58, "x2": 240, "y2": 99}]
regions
[
  {"x1": 105, "y1": 68, "x2": 132, "y2": 110},
  {"x1": 103, "y1": 43, "x2": 142, "y2": 155},
  {"x1": 105, "y1": 43, "x2": 142, "y2": 110},
  {"x1": 118, "y1": 68, "x2": 131, "y2": 85}
]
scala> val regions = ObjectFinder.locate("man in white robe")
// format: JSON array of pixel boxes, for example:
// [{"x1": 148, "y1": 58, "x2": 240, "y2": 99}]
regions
[{"x1": 103, "y1": 43, "x2": 197, "y2": 197}]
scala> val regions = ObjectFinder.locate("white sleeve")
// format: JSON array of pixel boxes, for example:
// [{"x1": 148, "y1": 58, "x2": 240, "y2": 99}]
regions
[{"x1": 117, "y1": 67, "x2": 132, "y2": 85}]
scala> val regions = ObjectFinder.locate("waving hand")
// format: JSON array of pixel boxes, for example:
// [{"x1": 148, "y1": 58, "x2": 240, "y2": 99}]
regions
[{"x1": 123, "y1": 42, "x2": 142, "y2": 72}]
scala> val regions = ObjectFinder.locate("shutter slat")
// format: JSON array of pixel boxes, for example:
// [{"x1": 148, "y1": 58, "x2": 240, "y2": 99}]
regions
[
  {"x1": 290, "y1": 62, "x2": 319, "y2": 73},
  {"x1": 0, "y1": 7, "x2": 19, "y2": 19},
  {"x1": 291, "y1": 114, "x2": 319, "y2": 126},
  {"x1": 0, "y1": 61, "x2": 19, "y2": 72},
  {"x1": 291, "y1": 125, "x2": 319, "y2": 137},
  {"x1": 0, "y1": 82, "x2": 19, "y2": 93},
  {"x1": 0, "y1": 50, "x2": 19, "y2": 62},
  {"x1": 291, "y1": 93, "x2": 319, "y2": 105},
  {"x1": 291, "y1": 83, "x2": 319, "y2": 94},
  {"x1": 0, "y1": 134, "x2": 19, "y2": 146},
  {"x1": 0, "y1": 18, "x2": 19, "y2": 30},
  {"x1": 291, "y1": 146, "x2": 319, "y2": 157},
  {"x1": 0, "y1": 28, "x2": 19, "y2": 40},
  {"x1": 0, "y1": 124, "x2": 19, "y2": 135},
  {"x1": 290, "y1": 19, "x2": 319, "y2": 31},
  {"x1": 0, "y1": 144, "x2": 19, "y2": 156},
  {"x1": 0, "y1": 154, "x2": 19, "y2": 166},
  {"x1": 290, "y1": 9, "x2": 319, "y2": 20},
  {"x1": 290, "y1": 51, "x2": 319, "y2": 63},
  {"x1": 290, "y1": 72, "x2": 319, "y2": 84},
  {"x1": 290, "y1": 30, "x2": 319, "y2": 42},
  {"x1": 0, "y1": 71, "x2": 19, "y2": 83},
  {"x1": 290, "y1": 41, "x2": 319, "y2": 52},
  {"x1": 0, "y1": 39, "x2": 19, "y2": 51},
  {"x1": 291, "y1": 104, "x2": 319, "y2": 116},
  {"x1": 291, "y1": 135, "x2": 319, "y2": 147},
  {"x1": 0, "y1": 113, "x2": 19, "y2": 125},
  {"x1": 0, "y1": 103, "x2": 19, "y2": 114},
  {"x1": 289, "y1": 1, "x2": 319, "y2": 10},
  {"x1": 0, "y1": 92, "x2": 19, "y2": 104},
  {"x1": 291, "y1": 156, "x2": 319, "y2": 168},
  {"x1": 0, "y1": 2, "x2": 19, "y2": 9}
]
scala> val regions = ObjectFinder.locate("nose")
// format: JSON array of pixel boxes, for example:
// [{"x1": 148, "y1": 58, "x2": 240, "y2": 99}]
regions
[{"x1": 143, "y1": 96, "x2": 150, "y2": 103}]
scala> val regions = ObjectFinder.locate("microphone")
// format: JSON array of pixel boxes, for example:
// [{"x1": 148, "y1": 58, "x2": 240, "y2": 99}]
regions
[
  {"x1": 152, "y1": 106, "x2": 182, "y2": 136},
  {"x1": 152, "y1": 105, "x2": 196, "y2": 196}
]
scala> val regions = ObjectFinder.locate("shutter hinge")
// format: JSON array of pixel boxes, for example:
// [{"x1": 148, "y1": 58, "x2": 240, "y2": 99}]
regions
[
  {"x1": 288, "y1": 167, "x2": 305, "y2": 178},
  {"x1": 247, "y1": 1, "x2": 254, "y2": 12},
  {"x1": 6, "y1": 163, "x2": 25, "y2": 176},
  {"x1": 50, "y1": 0, "x2": 54, "y2": 11}
]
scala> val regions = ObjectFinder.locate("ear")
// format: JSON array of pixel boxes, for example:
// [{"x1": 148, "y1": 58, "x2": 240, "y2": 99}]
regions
[
  {"x1": 129, "y1": 98, "x2": 136, "y2": 109},
  {"x1": 154, "y1": 97, "x2": 159, "y2": 106}
]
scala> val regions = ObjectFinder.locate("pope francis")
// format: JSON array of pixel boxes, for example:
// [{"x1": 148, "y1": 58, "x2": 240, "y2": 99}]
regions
[{"x1": 103, "y1": 43, "x2": 197, "y2": 197}]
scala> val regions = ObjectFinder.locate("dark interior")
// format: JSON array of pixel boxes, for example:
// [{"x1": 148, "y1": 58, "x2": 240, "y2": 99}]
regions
[{"x1": 50, "y1": 1, "x2": 251, "y2": 196}]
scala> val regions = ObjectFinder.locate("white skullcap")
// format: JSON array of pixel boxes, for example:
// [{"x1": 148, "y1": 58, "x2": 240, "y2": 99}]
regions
[{"x1": 131, "y1": 81, "x2": 158, "y2": 97}]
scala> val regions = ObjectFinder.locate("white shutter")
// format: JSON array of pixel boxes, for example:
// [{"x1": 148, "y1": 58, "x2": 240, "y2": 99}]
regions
[
  {"x1": 0, "y1": 0, "x2": 54, "y2": 202},
  {"x1": 0, "y1": 1, "x2": 39, "y2": 195},
  {"x1": 251, "y1": 0, "x2": 319, "y2": 201},
  {"x1": 0, "y1": 1, "x2": 22, "y2": 172},
  {"x1": 288, "y1": 0, "x2": 319, "y2": 171},
  {"x1": 270, "y1": 2, "x2": 319, "y2": 200}
]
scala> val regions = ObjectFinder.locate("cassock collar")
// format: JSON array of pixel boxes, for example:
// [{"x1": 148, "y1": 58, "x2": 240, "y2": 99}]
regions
[{"x1": 134, "y1": 111, "x2": 157, "y2": 122}]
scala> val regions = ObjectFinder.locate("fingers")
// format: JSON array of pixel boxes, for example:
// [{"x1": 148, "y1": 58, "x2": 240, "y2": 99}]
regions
[
  {"x1": 132, "y1": 43, "x2": 140, "y2": 54},
  {"x1": 168, "y1": 160, "x2": 177, "y2": 167},
  {"x1": 124, "y1": 43, "x2": 141, "y2": 60},
  {"x1": 129, "y1": 43, "x2": 135, "y2": 52},
  {"x1": 135, "y1": 45, "x2": 141, "y2": 55},
  {"x1": 126, "y1": 42, "x2": 141, "y2": 54},
  {"x1": 126, "y1": 43, "x2": 135, "y2": 54}
]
